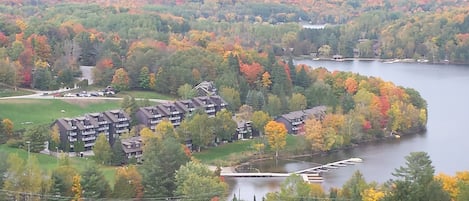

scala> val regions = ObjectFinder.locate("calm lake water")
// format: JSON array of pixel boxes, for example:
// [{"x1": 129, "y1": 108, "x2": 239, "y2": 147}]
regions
[{"x1": 226, "y1": 59, "x2": 469, "y2": 201}]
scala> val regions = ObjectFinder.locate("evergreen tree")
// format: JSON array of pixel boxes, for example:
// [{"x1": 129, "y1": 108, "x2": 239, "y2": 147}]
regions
[
  {"x1": 23, "y1": 125, "x2": 50, "y2": 153},
  {"x1": 288, "y1": 56, "x2": 296, "y2": 85},
  {"x1": 80, "y1": 164, "x2": 111, "y2": 199},
  {"x1": 111, "y1": 138, "x2": 126, "y2": 166},
  {"x1": 296, "y1": 67, "x2": 311, "y2": 88},
  {"x1": 383, "y1": 152, "x2": 450, "y2": 201},
  {"x1": 140, "y1": 137, "x2": 190, "y2": 198},
  {"x1": 139, "y1": 66, "x2": 150, "y2": 90}
]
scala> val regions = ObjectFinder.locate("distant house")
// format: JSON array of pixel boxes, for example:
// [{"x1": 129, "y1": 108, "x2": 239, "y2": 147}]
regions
[
  {"x1": 194, "y1": 81, "x2": 217, "y2": 96},
  {"x1": 121, "y1": 136, "x2": 143, "y2": 163},
  {"x1": 136, "y1": 95, "x2": 228, "y2": 130},
  {"x1": 275, "y1": 106, "x2": 327, "y2": 135},
  {"x1": 232, "y1": 117, "x2": 253, "y2": 140},
  {"x1": 53, "y1": 110, "x2": 131, "y2": 152}
]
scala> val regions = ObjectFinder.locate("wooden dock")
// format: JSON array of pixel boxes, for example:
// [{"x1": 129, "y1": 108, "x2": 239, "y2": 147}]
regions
[
  {"x1": 294, "y1": 158, "x2": 363, "y2": 174},
  {"x1": 220, "y1": 172, "x2": 323, "y2": 183},
  {"x1": 219, "y1": 157, "x2": 362, "y2": 183}
]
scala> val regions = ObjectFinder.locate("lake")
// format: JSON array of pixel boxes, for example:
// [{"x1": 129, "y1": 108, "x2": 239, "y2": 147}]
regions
[{"x1": 226, "y1": 59, "x2": 469, "y2": 200}]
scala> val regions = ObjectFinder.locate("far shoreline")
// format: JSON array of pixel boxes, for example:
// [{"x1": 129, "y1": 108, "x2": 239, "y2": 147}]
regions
[{"x1": 291, "y1": 55, "x2": 468, "y2": 65}]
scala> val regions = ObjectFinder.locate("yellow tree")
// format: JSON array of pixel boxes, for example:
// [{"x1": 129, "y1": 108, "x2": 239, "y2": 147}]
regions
[
  {"x1": 264, "y1": 121, "x2": 287, "y2": 158},
  {"x1": 71, "y1": 174, "x2": 83, "y2": 201},
  {"x1": 362, "y1": 188, "x2": 385, "y2": 201},
  {"x1": 111, "y1": 68, "x2": 130, "y2": 91},
  {"x1": 304, "y1": 118, "x2": 324, "y2": 151},
  {"x1": 112, "y1": 165, "x2": 144, "y2": 199},
  {"x1": 50, "y1": 124, "x2": 60, "y2": 149},
  {"x1": 261, "y1": 71, "x2": 272, "y2": 89},
  {"x1": 155, "y1": 119, "x2": 178, "y2": 140},
  {"x1": 436, "y1": 173, "x2": 459, "y2": 200},
  {"x1": 140, "y1": 127, "x2": 156, "y2": 145},
  {"x1": 2, "y1": 118, "x2": 14, "y2": 139}
]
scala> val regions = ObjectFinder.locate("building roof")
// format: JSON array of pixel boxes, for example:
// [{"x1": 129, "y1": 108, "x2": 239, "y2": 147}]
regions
[
  {"x1": 278, "y1": 106, "x2": 327, "y2": 122},
  {"x1": 121, "y1": 136, "x2": 143, "y2": 154},
  {"x1": 194, "y1": 81, "x2": 217, "y2": 96}
]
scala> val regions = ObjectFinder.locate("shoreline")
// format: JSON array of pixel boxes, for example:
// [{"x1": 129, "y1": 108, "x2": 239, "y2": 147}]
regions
[{"x1": 292, "y1": 55, "x2": 467, "y2": 65}]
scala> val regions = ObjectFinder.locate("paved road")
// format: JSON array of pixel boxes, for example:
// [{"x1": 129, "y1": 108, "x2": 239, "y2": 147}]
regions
[{"x1": 0, "y1": 88, "x2": 171, "y2": 103}]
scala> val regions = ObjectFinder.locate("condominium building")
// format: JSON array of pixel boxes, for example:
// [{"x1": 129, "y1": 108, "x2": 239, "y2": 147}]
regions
[
  {"x1": 54, "y1": 110, "x2": 130, "y2": 151},
  {"x1": 275, "y1": 106, "x2": 327, "y2": 135},
  {"x1": 136, "y1": 95, "x2": 228, "y2": 130}
]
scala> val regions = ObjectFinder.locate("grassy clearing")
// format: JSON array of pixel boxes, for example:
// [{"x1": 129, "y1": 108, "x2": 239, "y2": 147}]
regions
[
  {"x1": 193, "y1": 135, "x2": 307, "y2": 165},
  {"x1": 193, "y1": 140, "x2": 255, "y2": 164},
  {"x1": 116, "y1": 90, "x2": 174, "y2": 100},
  {"x1": 0, "y1": 99, "x2": 121, "y2": 130},
  {"x1": 0, "y1": 144, "x2": 117, "y2": 185},
  {"x1": 0, "y1": 87, "x2": 34, "y2": 97}
]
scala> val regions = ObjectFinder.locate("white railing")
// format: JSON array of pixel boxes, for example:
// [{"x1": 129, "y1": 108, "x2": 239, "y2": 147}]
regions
[
  {"x1": 82, "y1": 130, "x2": 95, "y2": 135},
  {"x1": 70, "y1": 132, "x2": 77, "y2": 136},
  {"x1": 116, "y1": 123, "x2": 129, "y2": 127}
]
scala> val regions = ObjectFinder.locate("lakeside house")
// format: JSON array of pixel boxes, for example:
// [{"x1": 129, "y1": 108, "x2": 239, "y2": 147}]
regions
[
  {"x1": 275, "y1": 106, "x2": 327, "y2": 135},
  {"x1": 232, "y1": 117, "x2": 253, "y2": 140},
  {"x1": 53, "y1": 110, "x2": 131, "y2": 152}
]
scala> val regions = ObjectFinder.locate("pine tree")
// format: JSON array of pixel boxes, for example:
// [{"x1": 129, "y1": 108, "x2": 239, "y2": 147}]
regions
[{"x1": 111, "y1": 138, "x2": 126, "y2": 165}]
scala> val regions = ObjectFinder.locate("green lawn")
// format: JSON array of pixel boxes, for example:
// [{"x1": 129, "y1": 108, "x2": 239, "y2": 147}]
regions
[
  {"x1": 0, "y1": 88, "x2": 34, "y2": 97},
  {"x1": 0, "y1": 144, "x2": 117, "y2": 185},
  {"x1": 193, "y1": 140, "x2": 255, "y2": 164},
  {"x1": 0, "y1": 99, "x2": 121, "y2": 130},
  {"x1": 116, "y1": 90, "x2": 174, "y2": 100},
  {"x1": 193, "y1": 135, "x2": 306, "y2": 165}
]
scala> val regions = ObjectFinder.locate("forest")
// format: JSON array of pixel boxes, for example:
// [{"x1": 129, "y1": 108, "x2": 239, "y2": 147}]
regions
[
  {"x1": 0, "y1": 0, "x2": 432, "y2": 150},
  {"x1": 0, "y1": 0, "x2": 461, "y2": 200}
]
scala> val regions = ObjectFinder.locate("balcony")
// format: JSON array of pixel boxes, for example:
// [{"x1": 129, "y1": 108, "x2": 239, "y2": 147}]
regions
[
  {"x1": 71, "y1": 126, "x2": 77, "y2": 129},
  {"x1": 153, "y1": 114, "x2": 162, "y2": 118},
  {"x1": 83, "y1": 136, "x2": 96, "y2": 141},
  {"x1": 85, "y1": 142, "x2": 95, "y2": 147},
  {"x1": 84, "y1": 125, "x2": 94, "y2": 129},
  {"x1": 82, "y1": 130, "x2": 95, "y2": 135},
  {"x1": 206, "y1": 109, "x2": 216, "y2": 113},
  {"x1": 169, "y1": 116, "x2": 180, "y2": 121},
  {"x1": 99, "y1": 121, "x2": 108, "y2": 125},
  {"x1": 116, "y1": 129, "x2": 129, "y2": 134},
  {"x1": 118, "y1": 118, "x2": 127, "y2": 121},
  {"x1": 116, "y1": 123, "x2": 129, "y2": 128},
  {"x1": 173, "y1": 121, "x2": 181, "y2": 126},
  {"x1": 291, "y1": 121, "x2": 302, "y2": 125},
  {"x1": 150, "y1": 119, "x2": 161, "y2": 124},
  {"x1": 98, "y1": 126, "x2": 109, "y2": 131},
  {"x1": 69, "y1": 138, "x2": 77, "y2": 142},
  {"x1": 69, "y1": 132, "x2": 77, "y2": 136},
  {"x1": 292, "y1": 126, "x2": 300, "y2": 131},
  {"x1": 206, "y1": 104, "x2": 215, "y2": 108},
  {"x1": 171, "y1": 111, "x2": 180, "y2": 115}
]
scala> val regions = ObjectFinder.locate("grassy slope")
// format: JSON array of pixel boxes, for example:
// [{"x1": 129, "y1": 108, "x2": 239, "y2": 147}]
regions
[
  {"x1": 116, "y1": 90, "x2": 175, "y2": 100},
  {"x1": 193, "y1": 135, "x2": 303, "y2": 164},
  {"x1": 0, "y1": 144, "x2": 117, "y2": 185},
  {"x1": 0, "y1": 99, "x2": 121, "y2": 129},
  {"x1": 0, "y1": 88, "x2": 34, "y2": 97}
]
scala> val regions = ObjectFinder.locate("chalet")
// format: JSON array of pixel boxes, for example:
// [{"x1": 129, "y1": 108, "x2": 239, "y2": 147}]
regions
[
  {"x1": 193, "y1": 81, "x2": 217, "y2": 96},
  {"x1": 275, "y1": 106, "x2": 327, "y2": 135},
  {"x1": 232, "y1": 117, "x2": 253, "y2": 140},
  {"x1": 121, "y1": 136, "x2": 143, "y2": 163}
]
